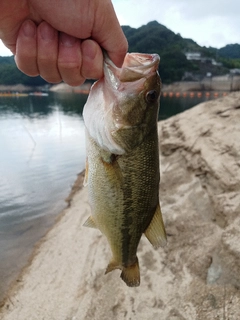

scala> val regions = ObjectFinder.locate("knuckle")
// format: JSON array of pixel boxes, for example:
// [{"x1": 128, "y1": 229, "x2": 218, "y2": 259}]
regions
[
  {"x1": 38, "y1": 56, "x2": 56, "y2": 65},
  {"x1": 58, "y1": 61, "x2": 81, "y2": 71}
]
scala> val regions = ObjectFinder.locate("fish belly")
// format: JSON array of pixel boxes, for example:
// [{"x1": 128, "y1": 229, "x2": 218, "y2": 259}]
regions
[{"x1": 86, "y1": 128, "x2": 160, "y2": 267}]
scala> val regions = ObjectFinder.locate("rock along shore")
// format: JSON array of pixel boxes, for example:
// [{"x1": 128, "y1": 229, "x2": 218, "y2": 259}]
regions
[{"x1": 1, "y1": 92, "x2": 240, "y2": 320}]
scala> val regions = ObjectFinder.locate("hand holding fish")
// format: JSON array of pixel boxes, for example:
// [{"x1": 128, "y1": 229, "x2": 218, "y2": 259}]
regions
[{"x1": 0, "y1": 0, "x2": 128, "y2": 86}]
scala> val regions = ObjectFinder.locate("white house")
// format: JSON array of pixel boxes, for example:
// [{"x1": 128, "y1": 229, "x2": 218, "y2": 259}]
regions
[
  {"x1": 230, "y1": 69, "x2": 240, "y2": 75},
  {"x1": 185, "y1": 52, "x2": 201, "y2": 60}
]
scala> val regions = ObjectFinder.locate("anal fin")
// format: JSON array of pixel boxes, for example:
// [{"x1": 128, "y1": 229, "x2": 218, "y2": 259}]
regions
[
  {"x1": 83, "y1": 216, "x2": 97, "y2": 229},
  {"x1": 144, "y1": 203, "x2": 167, "y2": 249},
  {"x1": 105, "y1": 260, "x2": 121, "y2": 274}
]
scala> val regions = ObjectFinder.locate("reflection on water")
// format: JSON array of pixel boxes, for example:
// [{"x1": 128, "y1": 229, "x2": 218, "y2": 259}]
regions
[
  {"x1": 0, "y1": 90, "x2": 220, "y2": 302},
  {"x1": 54, "y1": 92, "x2": 87, "y2": 115},
  {"x1": 159, "y1": 92, "x2": 218, "y2": 120},
  {"x1": 0, "y1": 92, "x2": 87, "y2": 117},
  {"x1": 0, "y1": 92, "x2": 87, "y2": 302}
]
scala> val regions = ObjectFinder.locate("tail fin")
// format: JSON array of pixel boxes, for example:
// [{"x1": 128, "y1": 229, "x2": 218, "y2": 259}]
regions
[
  {"x1": 120, "y1": 258, "x2": 140, "y2": 287},
  {"x1": 105, "y1": 258, "x2": 140, "y2": 287}
]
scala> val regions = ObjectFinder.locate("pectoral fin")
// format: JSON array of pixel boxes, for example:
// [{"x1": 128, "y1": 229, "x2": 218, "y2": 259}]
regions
[
  {"x1": 144, "y1": 203, "x2": 167, "y2": 249},
  {"x1": 101, "y1": 153, "x2": 123, "y2": 183},
  {"x1": 83, "y1": 158, "x2": 89, "y2": 187},
  {"x1": 83, "y1": 216, "x2": 97, "y2": 229}
]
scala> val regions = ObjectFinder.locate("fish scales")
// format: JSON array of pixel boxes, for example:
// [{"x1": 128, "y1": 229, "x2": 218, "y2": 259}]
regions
[
  {"x1": 83, "y1": 52, "x2": 167, "y2": 287},
  {"x1": 118, "y1": 130, "x2": 160, "y2": 265}
]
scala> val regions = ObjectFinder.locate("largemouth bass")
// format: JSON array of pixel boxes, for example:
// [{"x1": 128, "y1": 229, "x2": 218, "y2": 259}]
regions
[{"x1": 83, "y1": 52, "x2": 167, "y2": 287}]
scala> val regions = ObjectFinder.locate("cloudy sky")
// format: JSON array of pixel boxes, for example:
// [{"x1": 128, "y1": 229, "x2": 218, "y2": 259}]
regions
[{"x1": 0, "y1": 0, "x2": 239, "y2": 56}]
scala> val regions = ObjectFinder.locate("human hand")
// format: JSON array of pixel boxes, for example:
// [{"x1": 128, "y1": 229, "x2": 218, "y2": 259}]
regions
[{"x1": 0, "y1": 0, "x2": 128, "y2": 86}]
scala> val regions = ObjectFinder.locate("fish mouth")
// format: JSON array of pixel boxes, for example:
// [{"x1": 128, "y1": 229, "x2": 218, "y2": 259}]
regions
[{"x1": 104, "y1": 53, "x2": 160, "y2": 85}]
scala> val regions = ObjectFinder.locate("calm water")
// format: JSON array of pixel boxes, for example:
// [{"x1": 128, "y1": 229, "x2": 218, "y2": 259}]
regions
[
  {"x1": 0, "y1": 90, "x2": 220, "y2": 301},
  {"x1": 0, "y1": 92, "x2": 88, "y2": 301}
]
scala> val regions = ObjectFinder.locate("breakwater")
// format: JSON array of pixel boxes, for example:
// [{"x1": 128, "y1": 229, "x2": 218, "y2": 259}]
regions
[{"x1": 162, "y1": 75, "x2": 240, "y2": 93}]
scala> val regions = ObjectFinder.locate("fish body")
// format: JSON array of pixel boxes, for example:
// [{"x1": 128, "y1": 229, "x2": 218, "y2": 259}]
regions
[{"x1": 83, "y1": 53, "x2": 166, "y2": 287}]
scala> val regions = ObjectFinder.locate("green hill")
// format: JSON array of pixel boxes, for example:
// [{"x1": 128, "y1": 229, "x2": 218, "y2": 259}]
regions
[
  {"x1": 122, "y1": 21, "x2": 201, "y2": 54},
  {"x1": 217, "y1": 44, "x2": 240, "y2": 69},
  {"x1": 0, "y1": 56, "x2": 47, "y2": 86},
  {"x1": 0, "y1": 21, "x2": 239, "y2": 85},
  {"x1": 218, "y1": 44, "x2": 240, "y2": 59},
  {"x1": 122, "y1": 21, "x2": 231, "y2": 83}
]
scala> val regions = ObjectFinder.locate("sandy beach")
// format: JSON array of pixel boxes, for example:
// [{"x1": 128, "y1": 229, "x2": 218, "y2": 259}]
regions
[{"x1": 1, "y1": 92, "x2": 240, "y2": 319}]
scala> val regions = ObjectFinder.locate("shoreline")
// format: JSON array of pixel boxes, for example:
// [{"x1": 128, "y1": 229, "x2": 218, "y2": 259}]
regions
[
  {"x1": 0, "y1": 83, "x2": 91, "y2": 95},
  {"x1": 1, "y1": 78, "x2": 240, "y2": 95},
  {"x1": 0, "y1": 170, "x2": 86, "y2": 309}
]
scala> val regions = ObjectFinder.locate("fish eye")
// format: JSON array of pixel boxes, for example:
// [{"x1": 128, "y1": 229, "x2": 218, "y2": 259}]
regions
[{"x1": 146, "y1": 90, "x2": 158, "y2": 103}]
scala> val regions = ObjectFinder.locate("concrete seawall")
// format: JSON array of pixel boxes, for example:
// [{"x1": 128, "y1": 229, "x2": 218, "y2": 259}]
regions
[{"x1": 162, "y1": 75, "x2": 240, "y2": 92}]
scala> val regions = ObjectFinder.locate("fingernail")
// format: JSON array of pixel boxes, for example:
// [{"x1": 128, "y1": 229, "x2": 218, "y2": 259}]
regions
[
  {"x1": 39, "y1": 22, "x2": 55, "y2": 41},
  {"x1": 22, "y1": 21, "x2": 36, "y2": 38},
  {"x1": 60, "y1": 33, "x2": 77, "y2": 47}
]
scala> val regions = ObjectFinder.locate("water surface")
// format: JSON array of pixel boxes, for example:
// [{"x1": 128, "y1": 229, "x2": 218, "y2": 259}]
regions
[{"x1": 0, "y1": 93, "x2": 87, "y2": 301}]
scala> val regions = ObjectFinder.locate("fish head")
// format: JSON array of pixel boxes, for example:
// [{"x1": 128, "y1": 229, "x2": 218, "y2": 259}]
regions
[{"x1": 83, "y1": 52, "x2": 161, "y2": 154}]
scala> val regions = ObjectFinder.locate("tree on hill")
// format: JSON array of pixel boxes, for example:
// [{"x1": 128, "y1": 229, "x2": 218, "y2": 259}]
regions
[
  {"x1": 122, "y1": 21, "x2": 201, "y2": 83},
  {"x1": 0, "y1": 55, "x2": 15, "y2": 65},
  {"x1": 218, "y1": 44, "x2": 240, "y2": 59},
  {"x1": 0, "y1": 63, "x2": 47, "y2": 86},
  {"x1": 122, "y1": 20, "x2": 201, "y2": 55}
]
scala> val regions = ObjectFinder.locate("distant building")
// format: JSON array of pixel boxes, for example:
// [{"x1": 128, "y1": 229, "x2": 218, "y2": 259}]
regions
[
  {"x1": 185, "y1": 52, "x2": 201, "y2": 60},
  {"x1": 211, "y1": 59, "x2": 222, "y2": 67},
  {"x1": 230, "y1": 68, "x2": 240, "y2": 75},
  {"x1": 185, "y1": 52, "x2": 222, "y2": 66}
]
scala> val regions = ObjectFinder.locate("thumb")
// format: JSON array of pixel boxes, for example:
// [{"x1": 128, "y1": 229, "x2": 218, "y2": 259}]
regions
[{"x1": 92, "y1": 0, "x2": 128, "y2": 67}]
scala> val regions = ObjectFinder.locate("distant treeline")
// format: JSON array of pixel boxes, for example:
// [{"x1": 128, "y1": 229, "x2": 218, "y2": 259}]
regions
[
  {"x1": 0, "y1": 21, "x2": 240, "y2": 85},
  {"x1": 218, "y1": 44, "x2": 240, "y2": 69},
  {"x1": 0, "y1": 56, "x2": 47, "y2": 86}
]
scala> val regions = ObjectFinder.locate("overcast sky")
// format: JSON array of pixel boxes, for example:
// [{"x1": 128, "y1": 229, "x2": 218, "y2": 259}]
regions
[{"x1": 0, "y1": 0, "x2": 239, "y2": 56}]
